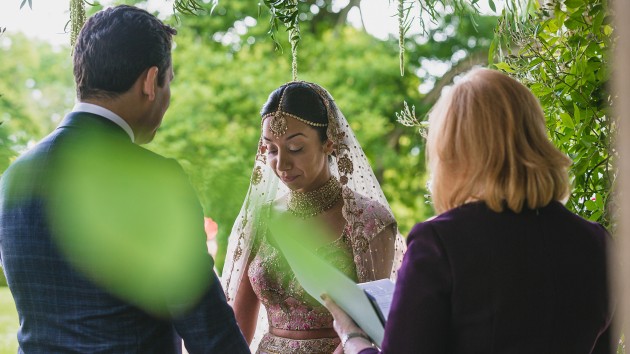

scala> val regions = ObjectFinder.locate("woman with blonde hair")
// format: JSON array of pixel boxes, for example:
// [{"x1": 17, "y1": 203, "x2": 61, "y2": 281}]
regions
[{"x1": 324, "y1": 68, "x2": 613, "y2": 353}]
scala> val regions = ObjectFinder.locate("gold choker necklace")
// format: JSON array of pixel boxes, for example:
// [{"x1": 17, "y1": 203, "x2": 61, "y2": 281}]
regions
[{"x1": 287, "y1": 177, "x2": 342, "y2": 218}]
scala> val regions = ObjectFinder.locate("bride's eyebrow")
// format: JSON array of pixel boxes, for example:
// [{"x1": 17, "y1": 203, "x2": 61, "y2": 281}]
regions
[
  {"x1": 285, "y1": 133, "x2": 305, "y2": 141},
  {"x1": 262, "y1": 133, "x2": 305, "y2": 142}
]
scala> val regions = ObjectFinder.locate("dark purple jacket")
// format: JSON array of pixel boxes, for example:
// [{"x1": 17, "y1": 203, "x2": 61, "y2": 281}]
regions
[{"x1": 361, "y1": 201, "x2": 612, "y2": 354}]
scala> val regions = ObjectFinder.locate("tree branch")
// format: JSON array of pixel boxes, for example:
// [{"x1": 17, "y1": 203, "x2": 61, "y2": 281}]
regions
[
  {"x1": 421, "y1": 49, "x2": 488, "y2": 106},
  {"x1": 335, "y1": 0, "x2": 361, "y2": 31}
]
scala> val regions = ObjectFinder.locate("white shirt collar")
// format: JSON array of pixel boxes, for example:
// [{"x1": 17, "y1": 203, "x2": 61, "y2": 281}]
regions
[{"x1": 71, "y1": 102, "x2": 135, "y2": 142}]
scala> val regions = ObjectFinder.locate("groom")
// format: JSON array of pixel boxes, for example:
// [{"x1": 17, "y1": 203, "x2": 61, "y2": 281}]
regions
[{"x1": 0, "y1": 5, "x2": 249, "y2": 353}]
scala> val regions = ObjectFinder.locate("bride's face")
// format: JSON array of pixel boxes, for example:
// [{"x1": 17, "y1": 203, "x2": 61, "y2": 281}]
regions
[{"x1": 262, "y1": 116, "x2": 333, "y2": 193}]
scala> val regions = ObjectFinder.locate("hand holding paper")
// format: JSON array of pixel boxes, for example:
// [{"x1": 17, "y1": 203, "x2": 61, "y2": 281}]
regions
[{"x1": 321, "y1": 294, "x2": 374, "y2": 353}]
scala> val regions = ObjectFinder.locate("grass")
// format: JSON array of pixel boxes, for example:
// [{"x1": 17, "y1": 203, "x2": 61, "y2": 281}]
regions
[{"x1": 0, "y1": 287, "x2": 18, "y2": 354}]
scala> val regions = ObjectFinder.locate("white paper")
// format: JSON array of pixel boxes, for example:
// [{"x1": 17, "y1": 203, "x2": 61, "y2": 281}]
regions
[{"x1": 358, "y1": 278, "x2": 395, "y2": 323}]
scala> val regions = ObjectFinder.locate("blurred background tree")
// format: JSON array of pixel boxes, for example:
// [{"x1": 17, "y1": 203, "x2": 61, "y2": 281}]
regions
[{"x1": 0, "y1": 0, "x2": 498, "y2": 272}]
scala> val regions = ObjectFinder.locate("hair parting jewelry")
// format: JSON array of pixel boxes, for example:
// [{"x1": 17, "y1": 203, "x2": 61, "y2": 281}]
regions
[
  {"x1": 262, "y1": 110, "x2": 328, "y2": 133},
  {"x1": 261, "y1": 83, "x2": 329, "y2": 138},
  {"x1": 287, "y1": 177, "x2": 342, "y2": 218}
]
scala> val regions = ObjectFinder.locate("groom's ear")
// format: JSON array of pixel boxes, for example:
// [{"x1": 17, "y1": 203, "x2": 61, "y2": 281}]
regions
[{"x1": 141, "y1": 66, "x2": 159, "y2": 101}]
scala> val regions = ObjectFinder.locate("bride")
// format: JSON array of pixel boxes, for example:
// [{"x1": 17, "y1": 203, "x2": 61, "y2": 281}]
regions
[{"x1": 221, "y1": 81, "x2": 405, "y2": 353}]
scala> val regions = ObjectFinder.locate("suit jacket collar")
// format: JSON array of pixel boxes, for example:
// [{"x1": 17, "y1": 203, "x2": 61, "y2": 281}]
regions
[{"x1": 59, "y1": 112, "x2": 133, "y2": 143}]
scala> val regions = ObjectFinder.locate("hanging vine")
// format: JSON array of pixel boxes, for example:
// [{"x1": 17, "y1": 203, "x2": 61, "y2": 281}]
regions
[
  {"x1": 173, "y1": 0, "x2": 206, "y2": 15},
  {"x1": 69, "y1": 0, "x2": 86, "y2": 47},
  {"x1": 396, "y1": 0, "x2": 484, "y2": 77},
  {"x1": 398, "y1": 0, "x2": 406, "y2": 76},
  {"x1": 66, "y1": 0, "x2": 208, "y2": 47},
  {"x1": 19, "y1": 0, "x2": 32, "y2": 9},
  {"x1": 262, "y1": 0, "x2": 301, "y2": 81}
]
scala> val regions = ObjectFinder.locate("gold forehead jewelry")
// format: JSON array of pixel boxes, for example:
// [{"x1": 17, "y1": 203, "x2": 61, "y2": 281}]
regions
[
  {"x1": 261, "y1": 84, "x2": 328, "y2": 138},
  {"x1": 287, "y1": 177, "x2": 342, "y2": 219}
]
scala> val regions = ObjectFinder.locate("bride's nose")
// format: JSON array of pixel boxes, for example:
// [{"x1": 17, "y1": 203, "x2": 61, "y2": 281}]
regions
[{"x1": 276, "y1": 151, "x2": 291, "y2": 171}]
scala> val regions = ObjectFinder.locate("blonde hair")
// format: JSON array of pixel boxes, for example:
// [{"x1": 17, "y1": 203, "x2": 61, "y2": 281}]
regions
[{"x1": 427, "y1": 68, "x2": 571, "y2": 214}]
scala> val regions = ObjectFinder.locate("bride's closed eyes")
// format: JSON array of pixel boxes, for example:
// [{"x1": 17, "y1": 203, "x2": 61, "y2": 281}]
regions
[
  {"x1": 288, "y1": 146, "x2": 303, "y2": 153},
  {"x1": 263, "y1": 134, "x2": 308, "y2": 156},
  {"x1": 265, "y1": 145, "x2": 304, "y2": 155}
]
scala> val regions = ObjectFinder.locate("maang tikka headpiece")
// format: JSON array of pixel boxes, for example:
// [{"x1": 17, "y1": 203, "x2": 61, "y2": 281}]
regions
[{"x1": 261, "y1": 83, "x2": 328, "y2": 138}]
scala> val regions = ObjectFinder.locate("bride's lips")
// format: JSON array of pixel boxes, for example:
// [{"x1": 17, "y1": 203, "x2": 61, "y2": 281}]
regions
[{"x1": 281, "y1": 175, "x2": 298, "y2": 183}]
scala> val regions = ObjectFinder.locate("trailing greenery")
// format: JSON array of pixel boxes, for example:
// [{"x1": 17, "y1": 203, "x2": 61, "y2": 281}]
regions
[
  {"x1": 492, "y1": 0, "x2": 614, "y2": 229},
  {"x1": 172, "y1": 0, "x2": 206, "y2": 15},
  {"x1": 69, "y1": 0, "x2": 86, "y2": 46},
  {"x1": 261, "y1": 0, "x2": 300, "y2": 80}
]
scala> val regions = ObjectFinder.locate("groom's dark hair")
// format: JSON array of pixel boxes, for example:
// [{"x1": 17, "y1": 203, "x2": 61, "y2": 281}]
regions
[
  {"x1": 261, "y1": 82, "x2": 329, "y2": 142},
  {"x1": 73, "y1": 5, "x2": 177, "y2": 100}
]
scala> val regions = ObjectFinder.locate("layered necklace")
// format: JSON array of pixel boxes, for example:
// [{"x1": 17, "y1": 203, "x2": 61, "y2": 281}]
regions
[{"x1": 287, "y1": 177, "x2": 342, "y2": 219}]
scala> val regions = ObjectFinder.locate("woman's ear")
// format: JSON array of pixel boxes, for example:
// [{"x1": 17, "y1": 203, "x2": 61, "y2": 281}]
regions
[
  {"x1": 142, "y1": 66, "x2": 159, "y2": 101},
  {"x1": 324, "y1": 139, "x2": 335, "y2": 155}
]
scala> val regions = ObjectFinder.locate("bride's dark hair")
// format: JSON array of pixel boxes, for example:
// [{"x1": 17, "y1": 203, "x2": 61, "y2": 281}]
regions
[{"x1": 260, "y1": 82, "x2": 329, "y2": 142}]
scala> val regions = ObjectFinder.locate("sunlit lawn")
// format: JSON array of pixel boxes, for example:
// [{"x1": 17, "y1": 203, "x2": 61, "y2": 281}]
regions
[{"x1": 0, "y1": 287, "x2": 18, "y2": 354}]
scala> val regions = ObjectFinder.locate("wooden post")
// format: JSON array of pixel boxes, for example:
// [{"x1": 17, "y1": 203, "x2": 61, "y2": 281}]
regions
[{"x1": 613, "y1": 0, "x2": 630, "y2": 346}]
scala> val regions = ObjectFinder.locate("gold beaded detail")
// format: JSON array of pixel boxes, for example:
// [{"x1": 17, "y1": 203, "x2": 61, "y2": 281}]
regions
[
  {"x1": 268, "y1": 111, "x2": 288, "y2": 137},
  {"x1": 287, "y1": 177, "x2": 342, "y2": 218},
  {"x1": 262, "y1": 111, "x2": 328, "y2": 130},
  {"x1": 261, "y1": 83, "x2": 328, "y2": 138},
  {"x1": 251, "y1": 166, "x2": 263, "y2": 185}
]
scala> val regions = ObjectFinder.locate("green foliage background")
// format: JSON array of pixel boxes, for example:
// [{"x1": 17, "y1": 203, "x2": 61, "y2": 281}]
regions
[
  {"x1": 0, "y1": 1, "x2": 499, "y2": 273},
  {"x1": 0, "y1": 0, "x2": 614, "y2": 281},
  {"x1": 0, "y1": 287, "x2": 18, "y2": 353},
  {"x1": 493, "y1": 0, "x2": 614, "y2": 229}
]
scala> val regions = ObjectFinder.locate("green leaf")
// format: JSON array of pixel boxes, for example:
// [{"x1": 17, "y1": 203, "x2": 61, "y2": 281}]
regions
[
  {"x1": 493, "y1": 61, "x2": 514, "y2": 73},
  {"x1": 564, "y1": 18, "x2": 581, "y2": 30},
  {"x1": 559, "y1": 112, "x2": 574, "y2": 129},
  {"x1": 580, "y1": 134, "x2": 598, "y2": 147},
  {"x1": 587, "y1": 210, "x2": 602, "y2": 222},
  {"x1": 584, "y1": 200, "x2": 597, "y2": 212},
  {"x1": 585, "y1": 42, "x2": 600, "y2": 57},
  {"x1": 488, "y1": 35, "x2": 499, "y2": 64},
  {"x1": 603, "y1": 25, "x2": 613, "y2": 36},
  {"x1": 564, "y1": 0, "x2": 584, "y2": 9},
  {"x1": 573, "y1": 103, "x2": 581, "y2": 125},
  {"x1": 530, "y1": 83, "x2": 552, "y2": 96},
  {"x1": 595, "y1": 193, "x2": 605, "y2": 210},
  {"x1": 488, "y1": 0, "x2": 497, "y2": 13},
  {"x1": 553, "y1": 7, "x2": 566, "y2": 28},
  {"x1": 19, "y1": 0, "x2": 32, "y2": 9},
  {"x1": 592, "y1": 8, "x2": 605, "y2": 34}
]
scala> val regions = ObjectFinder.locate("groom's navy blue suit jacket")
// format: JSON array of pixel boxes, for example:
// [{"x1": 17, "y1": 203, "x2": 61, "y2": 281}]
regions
[{"x1": 0, "y1": 112, "x2": 249, "y2": 353}]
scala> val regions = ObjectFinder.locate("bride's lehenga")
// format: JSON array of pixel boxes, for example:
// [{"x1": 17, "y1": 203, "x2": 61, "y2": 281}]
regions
[
  {"x1": 249, "y1": 229, "x2": 352, "y2": 353},
  {"x1": 250, "y1": 190, "x2": 396, "y2": 353},
  {"x1": 222, "y1": 82, "x2": 406, "y2": 353}
]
